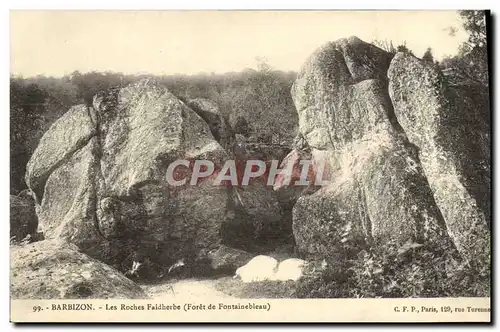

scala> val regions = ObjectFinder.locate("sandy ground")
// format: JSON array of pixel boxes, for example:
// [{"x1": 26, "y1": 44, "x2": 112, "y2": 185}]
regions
[
  {"x1": 141, "y1": 247, "x2": 298, "y2": 300},
  {"x1": 142, "y1": 278, "x2": 236, "y2": 300}
]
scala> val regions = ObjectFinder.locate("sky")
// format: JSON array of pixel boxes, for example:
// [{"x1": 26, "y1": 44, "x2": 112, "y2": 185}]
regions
[{"x1": 10, "y1": 10, "x2": 470, "y2": 77}]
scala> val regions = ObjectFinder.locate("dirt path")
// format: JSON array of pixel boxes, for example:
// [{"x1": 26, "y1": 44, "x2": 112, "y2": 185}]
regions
[
  {"x1": 140, "y1": 248, "x2": 299, "y2": 300},
  {"x1": 142, "y1": 278, "x2": 236, "y2": 300}
]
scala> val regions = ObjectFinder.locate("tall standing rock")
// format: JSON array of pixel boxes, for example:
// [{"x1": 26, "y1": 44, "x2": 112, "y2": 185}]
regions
[
  {"x1": 292, "y1": 36, "x2": 394, "y2": 151},
  {"x1": 290, "y1": 37, "x2": 455, "y2": 260},
  {"x1": 37, "y1": 137, "x2": 103, "y2": 258},
  {"x1": 388, "y1": 53, "x2": 490, "y2": 268}
]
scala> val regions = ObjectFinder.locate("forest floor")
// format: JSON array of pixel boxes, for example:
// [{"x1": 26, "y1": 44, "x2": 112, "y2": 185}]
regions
[
  {"x1": 141, "y1": 277, "x2": 297, "y2": 300},
  {"x1": 141, "y1": 245, "x2": 298, "y2": 300},
  {"x1": 142, "y1": 278, "x2": 235, "y2": 300}
]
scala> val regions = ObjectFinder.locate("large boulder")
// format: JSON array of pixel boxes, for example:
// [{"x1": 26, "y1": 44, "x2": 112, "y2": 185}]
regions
[
  {"x1": 11, "y1": 240, "x2": 147, "y2": 299},
  {"x1": 25, "y1": 104, "x2": 97, "y2": 203},
  {"x1": 290, "y1": 37, "x2": 456, "y2": 259},
  {"x1": 388, "y1": 53, "x2": 490, "y2": 268},
  {"x1": 26, "y1": 80, "x2": 232, "y2": 276},
  {"x1": 10, "y1": 195, "x2": 38, "y2": 243},
  {"x1": 273, "y1": 148, "x2": 318, "y2": 237},
  {"x1": 292, "y1": 36, "x2": 394, "y2": 150},
  {"x1": 234, "y1": 142, "x2": 290, "y2": 163},
  {"x1": 293, "y1": 138, "x2": 450, "y2": 260},
  {"x1": 37, "y1": 137, "x2": 104, "y2": 259},
  {"x1": 207, "y1": 245, "x2": 254, "y2": 273},
  {"x1": 187, "y1": 98, "x2": 234, "y2": 150}
]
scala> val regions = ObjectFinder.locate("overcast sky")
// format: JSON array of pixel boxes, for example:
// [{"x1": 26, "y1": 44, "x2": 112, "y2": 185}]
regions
[{"x1": 10, "y1": 10, "x2": 469, "y2": 77}]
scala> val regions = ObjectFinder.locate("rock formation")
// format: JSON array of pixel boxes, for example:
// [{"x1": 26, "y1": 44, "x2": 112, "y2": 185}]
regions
[
  {"x1": 187, "y1": 98, "x2": 235, "y2": 150},
  {"x1": 388, "y1": 53, "x2": 490, "y2": 267},
  {"x1": 208, "y1": 245, "x2": 254, "y2": 273},
  {"x1": 288, "y1": 36, "x2": 472, "y2": 263},
  {"x1": 11, "y1": 240, "x2": 147, "y2": 299},
  {"x1": 25, "y1": 80, "x2": 232, "y2": 275},
  {"x1": 21, "y1": 37, "x2": 490, "y2": 284},
  {"x1": 26, "y1": 104, "x2": 97, "y2": 204}
]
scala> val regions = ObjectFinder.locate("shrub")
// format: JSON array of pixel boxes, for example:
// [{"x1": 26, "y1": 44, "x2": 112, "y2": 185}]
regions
[{"x1": 294, "y1": 239, "x2": 490, "y2": 298}]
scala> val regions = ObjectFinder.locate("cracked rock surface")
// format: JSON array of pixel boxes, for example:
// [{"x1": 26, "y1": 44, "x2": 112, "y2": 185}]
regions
[
  {"x1": 11, "y1": 240, "x2": 147, "y2": 299},
  {"x1": 388, "y1": 52, "x2": 491, "y2": 268},
  {"x1": 26, "y1": 80, "x2": 231, "y2": 274},
  {"x1": 24, "y1": 37, "x2": 491, "y2": 278},
  {"x1": 288, "y1": 37, "x2": 488, "y2": 269}
]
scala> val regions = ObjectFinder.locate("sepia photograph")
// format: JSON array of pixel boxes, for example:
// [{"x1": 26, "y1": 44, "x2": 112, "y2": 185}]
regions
[{"x1": 9, "y1": 9, "x2": 491, "y2": 323}]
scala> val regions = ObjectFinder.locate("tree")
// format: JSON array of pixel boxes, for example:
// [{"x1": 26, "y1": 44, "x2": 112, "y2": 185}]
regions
[
  {"x1": 459, "y1": 10, "x2": 488, "y2": 86},
  {"x1": 255, "y1": 56, "x2": 271, "y2": 73},
  {"x1": 70, "y1": 71, "x2": 132, "y2": 105},
  {"x1": 460, "y1": 10, "x2": 487, "y2": 49},
  {"x1": 422, "y1": 48, "x2": 434, "y2": 63},
  {"x1": 217, "y1": 61, "x2": 298, "y2": 145},
  {"x1": 396, "y1": 41, "x2": 414, "y2": 55},
  {"x1": 397, "y1": 44, "x2": 409, "y2": 53},
  {"x1": 10, "y1": 79, "x2": 48, "y2": 193},
  {"x1": 372, "y1": 39, "x2": 415, "y2": 56},
  {"x1": 442, "y1": 11, "x2": 489, "y2": 87},
  {"x1": 372, "y1": 39, "x2": 396, "y2": 54}
]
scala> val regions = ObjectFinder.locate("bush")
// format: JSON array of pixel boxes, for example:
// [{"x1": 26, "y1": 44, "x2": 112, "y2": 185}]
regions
[
  {"x1": 215, "y1": 277, "x2": 297, "y2": 299},
  {"x1": 294, "y1": 240, "x2": 490, "y2": 298}
]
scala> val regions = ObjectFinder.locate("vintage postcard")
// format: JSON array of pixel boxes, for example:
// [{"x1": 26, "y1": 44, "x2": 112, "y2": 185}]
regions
[{"x1": 9, "y1": 10, "x2": 491, "y2": 323}]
